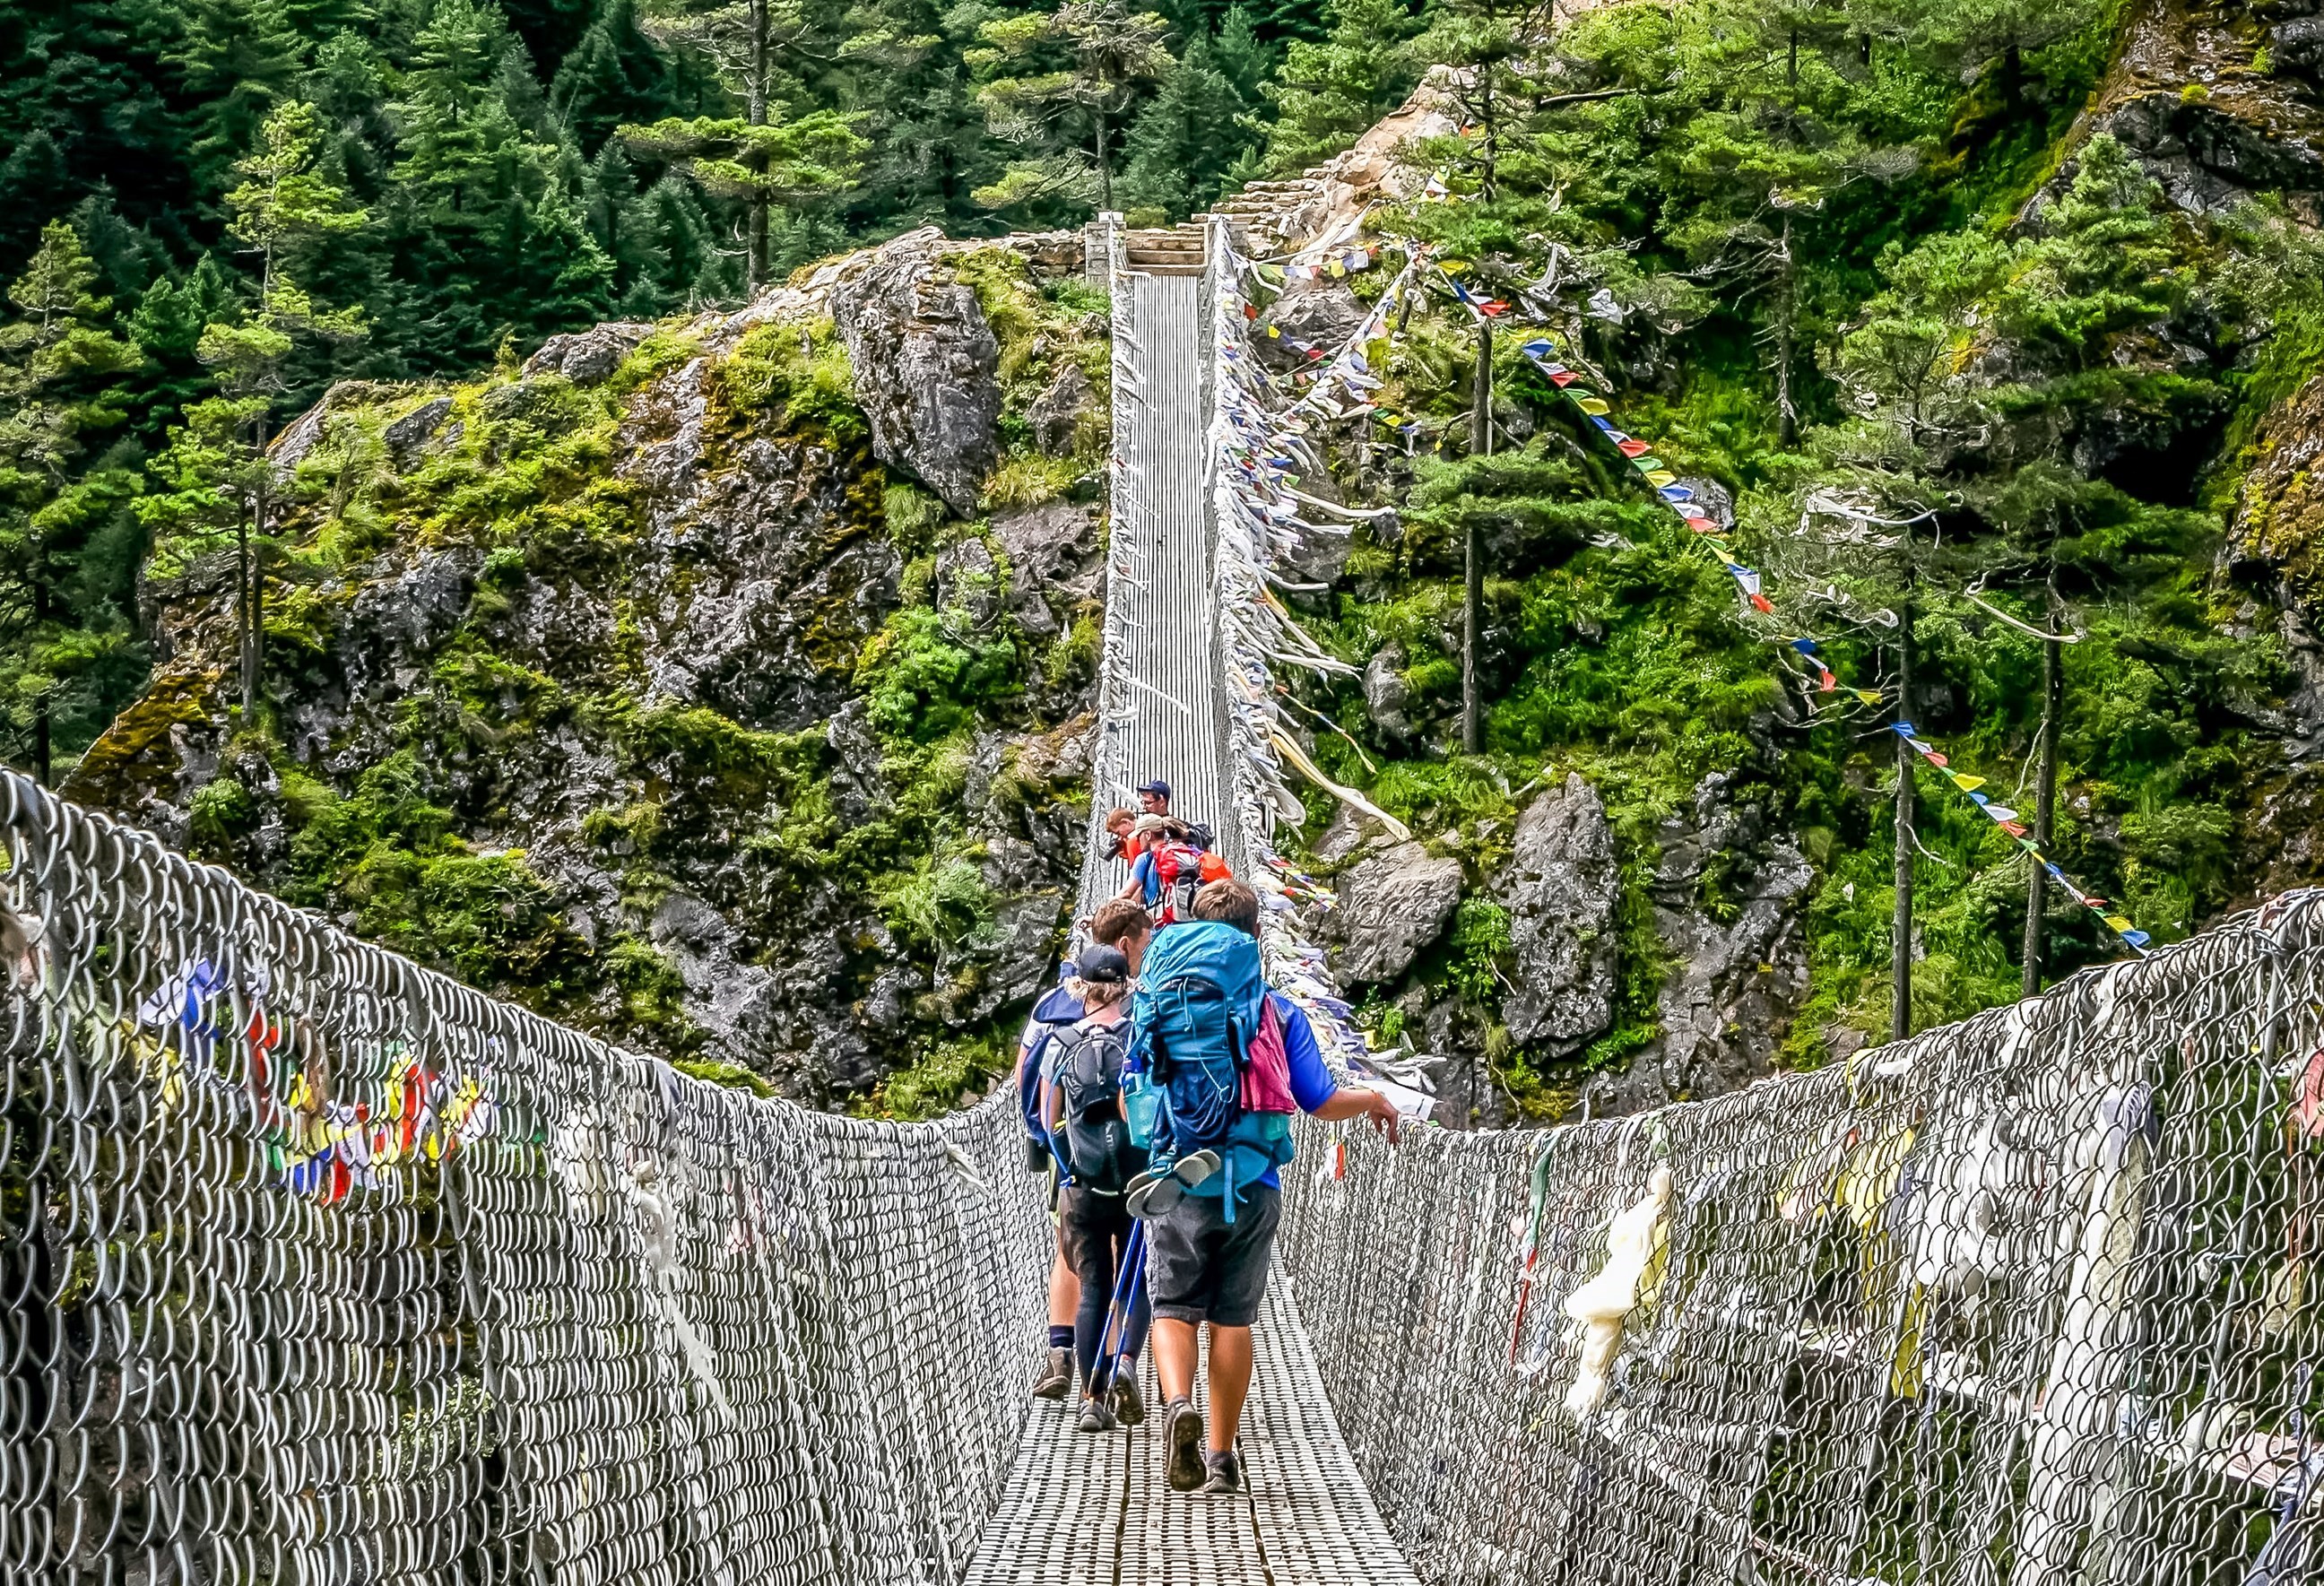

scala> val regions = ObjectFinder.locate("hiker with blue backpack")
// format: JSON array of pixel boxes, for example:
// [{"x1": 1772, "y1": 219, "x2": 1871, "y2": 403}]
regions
[
  {"x1": 1019, "y1": 897, "x2": 1158, "y2": 1400},
  {"x1": 1040, "y1": 943, "x2": 1154, "y2": 1432},
  {"x1": 1118, "y1": 878, "x2": 1403, "y2": 1496}
]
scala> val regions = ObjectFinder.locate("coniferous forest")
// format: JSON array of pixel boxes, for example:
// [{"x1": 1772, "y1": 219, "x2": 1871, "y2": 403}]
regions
[{"x1": 4, "y1": 0, "x2": 2323, "y2": 1113}]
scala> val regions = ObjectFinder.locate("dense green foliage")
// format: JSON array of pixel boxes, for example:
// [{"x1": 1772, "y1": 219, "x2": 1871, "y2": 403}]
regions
[
  {"x1": 3, "y1": 0, "x2": 2320, "y2": 1114},
  {"x1": 1263, "y1": 0, "x2": 2324, "y2": 1105},
  {"x1": 0, "y1": 0, "x2": 1364, "y2": 776}
]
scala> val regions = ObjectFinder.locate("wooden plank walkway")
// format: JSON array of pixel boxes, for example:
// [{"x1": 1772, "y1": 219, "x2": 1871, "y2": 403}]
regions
[{"x1": 961, "y1": 1278, "x2": 1418, "y2": 1586}]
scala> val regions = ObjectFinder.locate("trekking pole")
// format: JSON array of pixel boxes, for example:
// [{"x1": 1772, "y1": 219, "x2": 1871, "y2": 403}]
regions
[{"x1": 1097, "y1": 1221, "x2": 1147, "y2": 1391}]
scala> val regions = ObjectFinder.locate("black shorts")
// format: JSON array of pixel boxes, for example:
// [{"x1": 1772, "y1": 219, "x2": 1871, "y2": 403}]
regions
[
  {"x1": 1147, "y1": 1183, "x2": 1281, "y2": 1328},
  {"x1": 1060, "y1": 1186, "x2": 1136, "y2": 1279}
]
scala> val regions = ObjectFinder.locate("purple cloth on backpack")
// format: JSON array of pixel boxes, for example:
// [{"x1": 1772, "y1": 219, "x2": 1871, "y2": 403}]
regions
[{"x1": 1240, "y1": 998, "x2": 1298, "y2": 1114}]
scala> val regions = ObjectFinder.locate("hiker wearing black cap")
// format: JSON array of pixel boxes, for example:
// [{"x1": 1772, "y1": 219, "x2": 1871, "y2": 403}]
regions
[
  {"x1": 1043, "y1": 941, "x2": 1153, "y2": 1431},
  {"x1": 1019, "y1": 898, "x2": 1155, "y2": 1400},
  {"x1": 1137, "y1": 779, "x2": 1171, "y2": 818}
]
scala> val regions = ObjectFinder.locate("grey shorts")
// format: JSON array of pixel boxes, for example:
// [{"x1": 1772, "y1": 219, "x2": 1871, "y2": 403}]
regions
[{"x1": 1147, "y1": 1183, "x2": 1281, "y2": 1328}]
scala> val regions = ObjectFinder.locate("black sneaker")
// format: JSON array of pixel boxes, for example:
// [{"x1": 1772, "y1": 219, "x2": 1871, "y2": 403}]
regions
[
  {"x1": 1031, "y1": 1346, "x2": 1072, "y2": 1400},
  {"x1": 1201, "y1": 1449, "x2": 1243, "y2": 1497},
  {"x1": 1077, "y1": 1396, "x2": 1118, "y2": 1434},
  {"x1": 1109, "y1": 1372, "x2": 1147, "y2": 1427},
  {"x1": 1164, "y1": 1398, "x2": 1206, "y2": 1492}
]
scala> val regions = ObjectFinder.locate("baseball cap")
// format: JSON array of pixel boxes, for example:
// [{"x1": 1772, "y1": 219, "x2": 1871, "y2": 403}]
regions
[
  {"x1": 1137, "y1": 778, "x2": 1171, "y2": 799},
  {"x1": 1076, "y1": 945, "x2": 1131, "y2": 984}
]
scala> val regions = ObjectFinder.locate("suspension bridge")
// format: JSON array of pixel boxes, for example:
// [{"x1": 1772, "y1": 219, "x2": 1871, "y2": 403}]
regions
[{"x1": 2, "y1": 212, "x2": 2313, "y2": 1586}]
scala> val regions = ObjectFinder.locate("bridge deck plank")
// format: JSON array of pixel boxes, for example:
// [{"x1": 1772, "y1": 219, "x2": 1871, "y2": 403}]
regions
[{"x1": 963, "y1": 1278, "x2": 1416, "y2": 1586}]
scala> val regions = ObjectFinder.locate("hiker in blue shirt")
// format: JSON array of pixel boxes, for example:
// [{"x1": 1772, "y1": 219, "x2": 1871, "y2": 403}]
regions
[
  {"x1": 1141, "y1": 879, "x2": 1402, "y2": 1497},
  {"x1": 1018, "y1": 897, "x2": 1156, "y2": 1400}
]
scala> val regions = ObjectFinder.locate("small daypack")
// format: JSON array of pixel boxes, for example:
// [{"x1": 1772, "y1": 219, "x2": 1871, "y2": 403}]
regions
[
  {"x1": 1048, "y1": 1018, "x2": 1140, "y2": 1193},
  {"x1": 1149, "y1": 842, "x2": 1208, "y2": 923}
]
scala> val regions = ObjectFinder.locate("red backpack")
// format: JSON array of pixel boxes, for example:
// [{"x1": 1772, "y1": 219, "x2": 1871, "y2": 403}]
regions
[{"x1": 1151, "y1": 842, "x2": 1209, "y2": 923}]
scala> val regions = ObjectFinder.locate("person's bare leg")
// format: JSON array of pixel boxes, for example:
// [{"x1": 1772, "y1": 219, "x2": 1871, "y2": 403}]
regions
[
  {"x1": 1154, "y1": 1317, "x2": 1201, "y2": 1403},
  {"x1": 1049, "y1": 1242, "x2": 1080, "y2": 1327},
  {"x1": 1204, "y1": 1323, "x2": 1253, "y2": 1452}
]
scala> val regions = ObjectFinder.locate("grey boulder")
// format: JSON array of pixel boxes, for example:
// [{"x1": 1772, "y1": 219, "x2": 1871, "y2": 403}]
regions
[
  {"x1": 1493, "y1": 773, "x2": 1620, "y2": 1053},
  {"x1": 833, "y1": 229, "x2": 1002, "y2": 516},
  {"x1": 1334, "y1": 841, "x2": 1463, "y2": 983}
]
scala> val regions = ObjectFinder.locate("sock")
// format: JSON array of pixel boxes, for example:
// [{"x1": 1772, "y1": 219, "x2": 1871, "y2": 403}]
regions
[{"x1": 1049, "y1": 1325, "x2": 1075, "y2": 1349}]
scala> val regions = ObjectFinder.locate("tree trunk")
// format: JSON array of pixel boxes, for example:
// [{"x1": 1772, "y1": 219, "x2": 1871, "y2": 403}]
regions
[
  {"x1": 30, "y1": 533, "x2": 49, "y2": 784},
  {"x1": 746, "y1": 0, "x2": 771, "y2": 290},
  {"x1": 1096, "y1": 108, "x2": 1111, "y2": 214},
  {"x1": 2022, "y1": 587, "x2": 2064, "y2": 995},
  {"x1": 235, "y1": 507, "x2": 254, "y2": 721},
  {"x1": 1891, "y1": 585, "x2": 1914, "y2": 1044},
  {"x1": 1775, "y1": 212, "x2": 1797, "y2": 448},
  {"x1": 240, "y1": 486, "x2": 266, "y2": 722},
  {"x1": 1464, "y1": 319, "x2": 1491, "y2": 755}
]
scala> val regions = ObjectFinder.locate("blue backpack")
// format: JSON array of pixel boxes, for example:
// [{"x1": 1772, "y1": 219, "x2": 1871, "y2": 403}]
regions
[
  {"x1": 1018, "y1": 981, "x2": 1085, "y2": 1157},
  {"x1": 1125, "y1": 922, "x2": 1293, "y2": 1217}
]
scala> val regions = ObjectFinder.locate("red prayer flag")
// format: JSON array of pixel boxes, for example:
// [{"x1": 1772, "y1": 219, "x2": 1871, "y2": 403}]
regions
[
  {"x1": 1925, "y1": 752, "x2": 1948, "y2": 768},
  {"x1": 1617, "y1": 438, "x2": 1650, "y2": 457},
  {"x1": 1549, "y1": 371, "x2": 1577, "y2": 386},
  {"x1": 1748, "y1": 593, "x2": 1774, "y2": 613}
]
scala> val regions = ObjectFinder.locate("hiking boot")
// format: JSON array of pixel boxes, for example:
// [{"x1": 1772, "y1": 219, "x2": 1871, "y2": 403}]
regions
[
  {"x1": 1108, "y1": 1372, "x2": 1147, "y2": 1427},
  {"x1": 1201, "y1": 1450, "x2": 1244, "y2": 1497},
  {"x1": 1077, "y1": 1396, "x2": 1118, "y2": 1434},
  {"x1": 1127, "y1": 1149, "x2": 1223, "y2": 1219},
  {"x1": 1164, "y1": 1399, "x2": 1207, "y2": 1492},
  {"x1": 1030, "y1": 1347, "x2": 1072, "y2": 1400}
]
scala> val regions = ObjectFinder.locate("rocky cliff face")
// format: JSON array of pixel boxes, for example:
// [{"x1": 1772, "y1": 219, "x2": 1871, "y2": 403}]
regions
[
  {"x1": 65, "y1": 230, "x2": 1112, "y2": 1106},
  {"x1": 2061, "y1": 0, "x2": 2324, "y2": 222}
]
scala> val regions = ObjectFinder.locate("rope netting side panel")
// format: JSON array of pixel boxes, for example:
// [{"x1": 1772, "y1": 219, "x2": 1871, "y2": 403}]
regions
[
  {"x1": 0, "y1": 770, "x2": 1047, "y2": 1586},
  {"x1": 1280, "y1": 900, "x2": 2324, "y2": 1586}
]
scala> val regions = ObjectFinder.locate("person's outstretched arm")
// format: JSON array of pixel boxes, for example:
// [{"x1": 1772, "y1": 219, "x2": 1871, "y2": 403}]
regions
[
  {"x1": 1309, "y1": 1085, "x2": 1402, "y2": 1142},
  {"x1": 1280, "y1": 996, "x2": 1402, "y2": 1143}
]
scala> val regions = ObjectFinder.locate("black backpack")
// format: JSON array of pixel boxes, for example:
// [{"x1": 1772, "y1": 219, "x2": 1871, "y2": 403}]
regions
[{"x1": 1046, "y1": 1018, "x2": 1141, "y2": 1194}]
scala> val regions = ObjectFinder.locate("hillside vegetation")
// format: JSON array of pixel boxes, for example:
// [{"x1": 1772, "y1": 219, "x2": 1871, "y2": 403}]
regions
[{"x1": 4, "y1": 0, "x2": 2322, "y2": 1115}]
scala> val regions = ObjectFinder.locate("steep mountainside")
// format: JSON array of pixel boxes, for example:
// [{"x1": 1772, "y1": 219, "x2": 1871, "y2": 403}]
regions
[
  {"x1": 65, "y1": 230, "x2": 1110, "y2": 1106},
  {"x1": 42, "y1": 0, "x2": 2324, "y2": 1123}
]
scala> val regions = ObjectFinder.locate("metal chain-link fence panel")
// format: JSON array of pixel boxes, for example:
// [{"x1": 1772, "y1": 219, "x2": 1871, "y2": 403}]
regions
[
  {"x1": 1281, "y1": 898, "x2": 2324, "y2": 1586},
  {"x1": 0, "y1": 770, "x2": 1048, "y2": 1586}
]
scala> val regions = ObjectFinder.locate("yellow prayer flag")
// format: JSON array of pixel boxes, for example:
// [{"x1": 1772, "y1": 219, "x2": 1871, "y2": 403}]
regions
[
  {"x1": 1575, "y1": 397, "x2": 1609, "y2": 414},
  {"x1": 1949, "y1": 774, "x2": 1985, "y2": 792},
  {"x1": 1643, "y1": 470, "x2": 1677, "y2": 487},
  {"x1": 2104, "y1": 914, "x2": 2133, "y2": 932}
]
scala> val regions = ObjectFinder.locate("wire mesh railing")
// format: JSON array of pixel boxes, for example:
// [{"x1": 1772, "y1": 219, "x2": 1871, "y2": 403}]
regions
[
  {"x1": 0, "y1": 768, "x2": 1047, "y2": 1586},
  {"x1": 1279, "y1": 897, "x2": 2324, "y2": 1586}
]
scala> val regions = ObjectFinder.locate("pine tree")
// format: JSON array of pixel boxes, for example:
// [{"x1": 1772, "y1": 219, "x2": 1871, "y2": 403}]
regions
[
  {"x1": 620, "y1": 108, "x2": 866, "y2": 288},
  {"x1": 1118, "y1": 33, "x2": 1257, "y2": 221},
  {"x1": 167, "y1": 0, "x2": 316, "y2": 194},
  {"x1": 624, "y1": 0, "x2": 867, "y2": 288},
  {"x1": 970, "y1": 0, "x2": 1174, "y2": 217},
  {"x1": 821, "y1": 0, "x2": 1011, "y2": 236},
  {"x1": 1261, "y1": 0, "x2": 1420, "y2": 176},
  {"x1": 550, "y1": 0, "x2": 684, "y2": 152},
  {"x1": 161, "y1": 101, "x2": 369, "y2": 722},
  {"x1": 0, "y1": 221, "x2": 145, "y2": 784}
]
